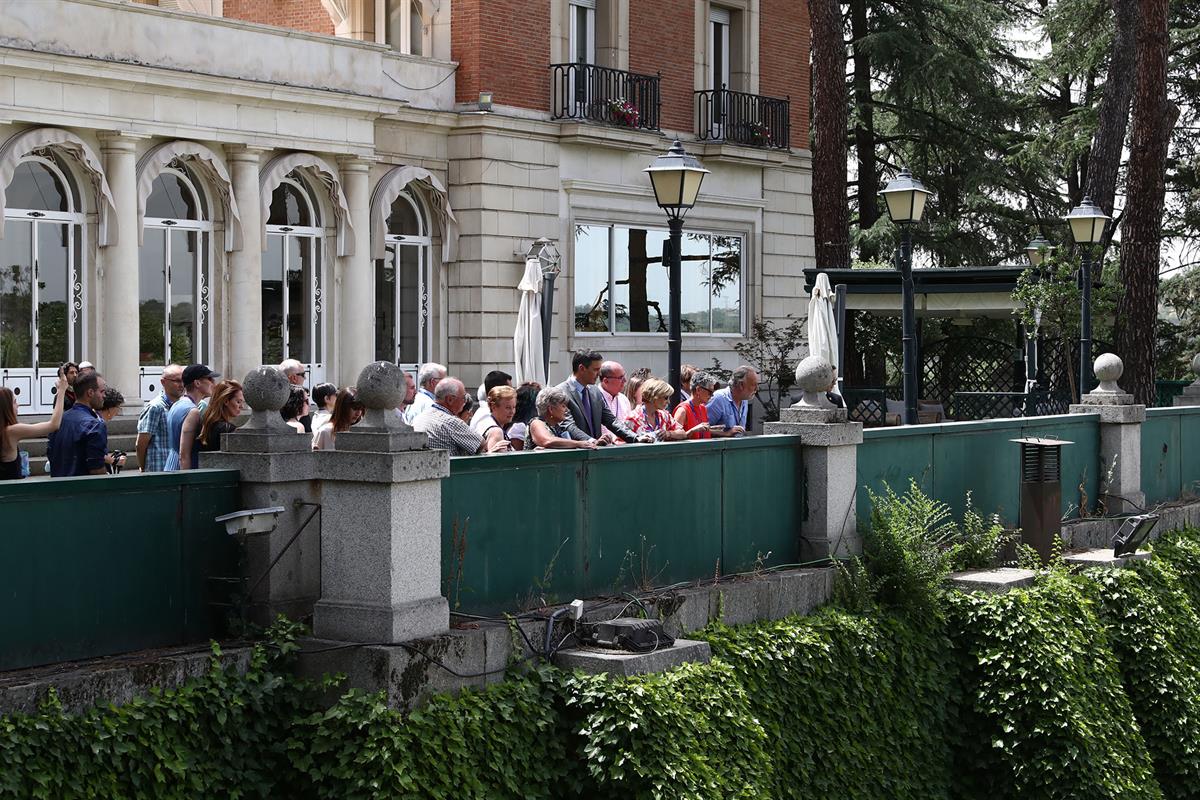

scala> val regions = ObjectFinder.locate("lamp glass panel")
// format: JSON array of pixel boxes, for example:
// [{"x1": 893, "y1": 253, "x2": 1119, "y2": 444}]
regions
[
  {"x1": 910, "y1": 191, "x2": 929, "y2": 222},
  {"x1": 649, "y1": 170, "x2": 682, "y2": 208},
  {"x1": 883, "y1": 190, "x2": 912, "y2": 223},
  {"x1": 681, "y1": 170, "x2": 705, "y2": 208},
  {"x1": 1069, "y1": 217, "x2": 1092, "y2": 244}
]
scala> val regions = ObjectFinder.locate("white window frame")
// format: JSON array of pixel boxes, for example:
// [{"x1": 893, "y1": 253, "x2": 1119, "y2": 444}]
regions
[
  {"x1": 141, "y1": 165, "x2": 214, "y2": 370},
  {"x1": 572, "y1": 220, "x2": 745, "y2": 337},
  {"x1": 569, "y1": 0, "x2": 596, "y2": 65},
  {"x1": 0, "y1": 155, "x2": 87, "y2": 412},
  {"x1": 264, "y1": 176, "x2": 326, "y2": 383},
  {"x1": 379, "y1": 190, "x2": 432, "y2": 371},
  {"x1": 379, "y1": 0, "x2": 427, "y2": 56}
]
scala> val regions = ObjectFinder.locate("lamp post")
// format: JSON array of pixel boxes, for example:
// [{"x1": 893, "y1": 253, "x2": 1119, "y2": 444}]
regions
[
  {"x1": 878, "y1": 168, "x2": 932, "y2": 425},
  {"x1": 1023, "y1": 235, "x2": 1055, "y2": 389},
  {"x1": 532, "y1": 238, "x2": 561, "y2": 382},
  {"x1": 644, "y1": 139, "x2": 709, "y2": 406},
  {"x1": 1064, "y1": 197, "x2": 1109, "y2": 398}
]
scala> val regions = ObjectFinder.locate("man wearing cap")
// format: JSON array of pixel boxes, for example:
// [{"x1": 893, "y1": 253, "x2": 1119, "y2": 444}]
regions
[{"x1": 164, "y1": 364, "x2": 218, "y2": 471}]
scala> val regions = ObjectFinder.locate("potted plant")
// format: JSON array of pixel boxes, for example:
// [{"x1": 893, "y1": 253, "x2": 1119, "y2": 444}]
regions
[{"x1": 607, "y1": 98, "x2": 640, "y2": 128}]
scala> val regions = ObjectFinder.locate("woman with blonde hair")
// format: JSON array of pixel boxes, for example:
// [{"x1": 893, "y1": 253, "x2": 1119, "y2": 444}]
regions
[
  {"x1": 312, "y1": 387, "x2": 364, "y2": 451},
  {"x1": 624, "y1": 378, "x2": 694, "y2": 441},
  {"x1": 474, "y1": 384, "x2": 518, "y2": 453},
  {"x1": 0, "y1": 374, "x2": 68, "y2": 480},
  {"x1": 196, "y1": 380, "x2": 245, "y2": 455}
]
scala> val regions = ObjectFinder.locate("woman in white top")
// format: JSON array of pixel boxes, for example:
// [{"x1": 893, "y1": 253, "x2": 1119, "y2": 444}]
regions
[
  {"x1": 473, "y1": 385, "x2": 517, "y2": 453},
  {"x1": 310, "y1": 382, "x2": 337, "y2": 432}
]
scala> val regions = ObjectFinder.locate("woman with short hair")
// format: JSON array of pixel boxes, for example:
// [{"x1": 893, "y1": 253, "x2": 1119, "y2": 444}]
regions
[
  {"x1": 310, "y1": 382, "x2": 338, "y2": 431},
  {"x1": 526, "y1": 386, "x2": 599, "y2": 450},
  {"x1": 280, "y1": 386, "x2": 309, "y2": 434},
  {"x1": 673, "y1": 371, "x2": 716, "y2": 440},
  {"x1": 475, "y1": 385, "x2": 518, "y2": 453},
  {"x1": 625, "y1": 378, "x2": 688, "y2": 441},
  {"x1": 312, "y1": 387, "x2": 364, "y2": 451}
]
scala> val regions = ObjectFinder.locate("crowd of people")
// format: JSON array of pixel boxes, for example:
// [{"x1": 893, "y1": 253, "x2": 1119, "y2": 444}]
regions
[{"x1": 0, "y1": 350, "x2": 763, "y2": 479}]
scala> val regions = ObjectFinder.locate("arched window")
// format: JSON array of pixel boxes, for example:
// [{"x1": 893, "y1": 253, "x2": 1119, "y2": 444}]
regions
[
  {"x1": 0, "y1": 155, "x2": 85, "y2": 411},
  {"x1": 375, "y1": 190, "x2": 431, "y2": 368},
  {"x1": 139, "y1": 164, "x2": 213, "y2": 368},
  {"x1": 263, "y1": 174, "x2": 324, "y2": 373}
]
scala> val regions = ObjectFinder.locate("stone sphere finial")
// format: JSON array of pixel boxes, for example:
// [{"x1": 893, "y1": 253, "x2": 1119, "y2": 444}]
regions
[
  {"x1": 1191, "y1": 353, "x2": 1200, "y2": 379},
  {"x1": 240, "y1": 366, "x2": 292, "y2": 430},
  {"x1": 354, "y1": 361, "x2": 410, "y2": 431},
  {"x1": 1093, "y1": 353, "x2": 1124, "y2": 394},
  {"x1": 794, "y1": 355, "x2": 836, "y2": 409}
]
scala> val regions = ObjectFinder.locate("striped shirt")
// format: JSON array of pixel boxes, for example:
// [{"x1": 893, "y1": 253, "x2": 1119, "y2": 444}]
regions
[{"x1": 412, "y1": 404, "x2": 483, "y2": 456}]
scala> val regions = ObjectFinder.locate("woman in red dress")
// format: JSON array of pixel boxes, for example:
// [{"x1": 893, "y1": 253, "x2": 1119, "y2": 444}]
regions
[{"x1": 674, "y1": 371, "x2": 716, "y2": 440}]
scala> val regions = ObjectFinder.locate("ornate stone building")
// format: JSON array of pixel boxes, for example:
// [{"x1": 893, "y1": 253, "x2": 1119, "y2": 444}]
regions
[{"x1": 0, "y1": 0, "x2": 812, "y2": 412}]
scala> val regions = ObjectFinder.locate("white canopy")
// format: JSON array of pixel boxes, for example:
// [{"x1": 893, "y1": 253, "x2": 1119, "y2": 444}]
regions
[
  {"x1": 807, "y1": 272, "x2": 839, "y2": 372},
  {"x1": 513, "y1": 256, "x2": 545, "y2": 385}
]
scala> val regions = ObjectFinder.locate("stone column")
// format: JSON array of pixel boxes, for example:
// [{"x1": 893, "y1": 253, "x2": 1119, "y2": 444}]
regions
[
  {"x1": 1069, "y1": 354, "x2": 1146, "y2": 515},
  {"x1": 764, "y1": 356, "x2": 864, "y2": 560},
  {"x1": 313, "y1": 361, "x2": 449, "y2": 643},
  {"x1": 336, "y1": 157, "x2": 374, "y2": 387},
  {"x1": 203, "y1": 366, "x2": 320, "y2": 625},
  {"x1": 1174, "y1": 355, "x2": 1200, "y2": 406},
  {"x1": 226, "y1": 146, "x2": 265, "y2": 382},
  {"x1": 98, "y1": 132, "x2": 146, "y2": 407}
]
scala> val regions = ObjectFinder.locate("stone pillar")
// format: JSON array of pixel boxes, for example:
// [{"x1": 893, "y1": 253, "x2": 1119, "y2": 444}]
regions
[
  {"x1": 1174, "y1": 354, "x2": 1200, "y2": 406},
  {"x1": 313, "y1": 361, "x2": 449, "y2": 643},
  {"x1": 1070, "y1": 354, "x2": 1146, "y2": 515},
  {"x1": 764, "y1": 356, "x2": 864, "y2": 560},
  {"x1": 226, "y1": 146, "x2": 264, "y2": 382},
  {"x1": 98, "y1": 132, "x2": 146, "y2": 407},
  {"x1": 337, "y1": 157, "x2": 374, "y2": 387},
  {"x1": 203, "y1": 366, "x2": 320, "y2": 624}
]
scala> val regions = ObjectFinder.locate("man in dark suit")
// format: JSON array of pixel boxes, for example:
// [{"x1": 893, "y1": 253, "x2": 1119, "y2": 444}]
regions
[{"x1": 557, "y1": 350, "x2": 650, "y2": 444}]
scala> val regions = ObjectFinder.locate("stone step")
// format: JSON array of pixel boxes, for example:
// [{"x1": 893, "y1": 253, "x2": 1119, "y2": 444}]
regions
[
  {"x1": 19, "y1": 414, "x2": 141, "y2": 435},
  {"x1": 25, "y1": 449, "x2": 142, "y2": 476},
  {"x1": 20, "y1": 433, "x2": 138, "y2": 458}
]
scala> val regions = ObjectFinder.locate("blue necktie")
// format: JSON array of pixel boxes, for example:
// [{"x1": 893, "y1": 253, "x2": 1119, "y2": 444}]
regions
[{"x1": 580, "y1": 387, "x2": 594, "y2": 436}]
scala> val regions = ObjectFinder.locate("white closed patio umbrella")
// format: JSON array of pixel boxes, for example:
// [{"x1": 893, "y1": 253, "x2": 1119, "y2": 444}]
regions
[
  {"x1": 513, "y1": 255, "x2": 545, "y2": 385},
  {"x1": 807, "y1": 271, "x2": 840, "y2": 382}
]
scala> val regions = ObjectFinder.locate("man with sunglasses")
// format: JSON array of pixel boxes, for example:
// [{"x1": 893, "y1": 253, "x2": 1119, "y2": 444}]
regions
[{"x1": 136, "y1": 364, "x2": 183, "y2": 472}]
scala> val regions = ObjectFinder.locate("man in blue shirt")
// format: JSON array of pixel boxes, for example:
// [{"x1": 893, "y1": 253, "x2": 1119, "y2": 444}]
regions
[
  {"x1": 165, "y1": 364, "x2": 218, "y2": 471},
  {"x1": 707, "y1": 366, "x2": 758, "y2": 437},
  {"x1": 47, "y1": 370, "x2": 109, "y2": 476},
  {"x1": 136, "y1": 363, "x2": 183, "y2": 472}
]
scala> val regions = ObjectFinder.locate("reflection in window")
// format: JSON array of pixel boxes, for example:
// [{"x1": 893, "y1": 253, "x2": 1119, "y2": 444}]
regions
[{"x1": 573, "y1": 223, "x2": 742, "y2": 334}]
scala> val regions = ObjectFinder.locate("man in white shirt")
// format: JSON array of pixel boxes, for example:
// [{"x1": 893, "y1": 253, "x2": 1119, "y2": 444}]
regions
[
  {"x1": 598, "y1": 360, "x2": 632, "y2": 423},
  {"x1": 403, "y1": 362, "x2": 446, "y2": 424}
]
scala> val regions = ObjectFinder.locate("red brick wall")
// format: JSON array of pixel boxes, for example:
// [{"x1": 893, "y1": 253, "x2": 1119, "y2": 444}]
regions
[
  {"x1": 759, "y1": 0, "x2": 810, "y2": 150},
  {"x1": 629, "y1": 0, "x2": 695, "y2": 135},
  {"x1": 452, "y1": 0, "x2": 551, "y2": 110},
  {"x1": 223, "y1": 0, "x2": 335, "y2": 36}
]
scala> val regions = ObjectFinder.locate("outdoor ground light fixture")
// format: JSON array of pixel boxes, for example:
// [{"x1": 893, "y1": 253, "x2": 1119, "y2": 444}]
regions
[
  {"x1": 1065, "y1": 196, "x2": 1110, "y2": 398},
  {"x1": 879, "y1": 168, "x2": 932, "y2": 425},
  {"x1": 645, "y1": 139, "x2": 709, "y2": 405},
  {"x1": 530, "y1": 237, "x2": 561, "y2": 380},
  {"x1": 214, "y1": 506, "x2": 285, "y2": 537},
  {"x1": 478, "y1": 90, "x2": 493, "y2": 111}
]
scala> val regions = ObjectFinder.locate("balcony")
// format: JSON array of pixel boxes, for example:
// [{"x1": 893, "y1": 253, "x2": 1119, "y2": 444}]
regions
[
  {"x1": 695, "y1": 87, "x2": 790, "y2": 150},
  {"x1": 550, "y1": 63, "x2": 661, "y2": 132}
]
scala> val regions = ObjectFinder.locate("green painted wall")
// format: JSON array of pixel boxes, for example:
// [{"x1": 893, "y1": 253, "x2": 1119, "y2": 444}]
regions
[
  {"x1": 857, "y1": 415, "x2": 1102, "y2": 526},
  {"x1": 441, "y1": 437, "x2": 803, "y2": 614},
  {"x1": 1142, "y1": 407, "x2": 1200, "y2": 505},
  {"x1": 0, "y1": 470, "x2": 240, "y2": 671}
]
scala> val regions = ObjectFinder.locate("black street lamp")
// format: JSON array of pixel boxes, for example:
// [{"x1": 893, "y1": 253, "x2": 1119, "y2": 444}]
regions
[
  {"x1": 878, "y1": 168, "x2": 932, "y2": 425},
  {"x1": 1023, "y1": 235, "x2": 1055, "y2": 389},
  {"x1": 531, "y1": 238, "x2": 561, "y2": 382},
  {"x1": 644, "y1": 139, "x2": 709, "y2": 405},
  {"x1": 1064, "y1": 197, "x2": 1109, "y2": 398}
]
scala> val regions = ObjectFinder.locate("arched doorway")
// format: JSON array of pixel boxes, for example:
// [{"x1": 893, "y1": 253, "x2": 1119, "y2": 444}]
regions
[
  {"x1": 0, "y1": 155, "x2": 86, "y2": 411},
  {"x1": 139, "y1": 163, "x2": 214, "y2": 376},
  {"x1": 263, "y1": 174, "x2": 325, "y2": 383},
  {"x1": 375, "y1": 189, "x2": 430, "y2": 370}
]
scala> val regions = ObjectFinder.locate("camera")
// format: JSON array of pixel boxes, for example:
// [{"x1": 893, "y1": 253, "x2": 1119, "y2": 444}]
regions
[{"x1": 108, "y1": 450, "x2": 127, "y2": 474}]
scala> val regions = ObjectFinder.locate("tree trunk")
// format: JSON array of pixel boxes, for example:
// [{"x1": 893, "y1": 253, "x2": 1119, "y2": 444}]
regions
[
  {"x1": 1116, "y1": 0, "x2": 1177, "y2": 405},
  {"x1": 1085, "y1": 0, "x2": 1138, "y2": 251},
  {"x1": 810, "y1": 0, "x2": 850, "y2": 268},
  {"x1": 850, "y1": 0, "x2": 878, "y2": 260}
]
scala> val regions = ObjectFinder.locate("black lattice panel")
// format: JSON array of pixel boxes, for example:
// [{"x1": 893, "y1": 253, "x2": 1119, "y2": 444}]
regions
[{"x1": 924, "y1": 337, "x2": 1022, "y2": 418}]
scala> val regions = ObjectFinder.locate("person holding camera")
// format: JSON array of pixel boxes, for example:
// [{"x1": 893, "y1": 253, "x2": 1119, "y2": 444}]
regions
[{"x1": 97, "y1": 386, "x2": 128, "y2": 473}]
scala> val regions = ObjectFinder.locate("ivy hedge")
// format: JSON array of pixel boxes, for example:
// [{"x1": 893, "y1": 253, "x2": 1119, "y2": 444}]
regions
[{"x1": 5, "y1": 529, "x2": 1200, "y2": 799}]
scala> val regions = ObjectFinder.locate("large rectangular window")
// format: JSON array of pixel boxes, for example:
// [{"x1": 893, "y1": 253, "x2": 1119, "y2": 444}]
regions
[{"x1": 573, "y1": 223, "x2": 742, "y2": 334}]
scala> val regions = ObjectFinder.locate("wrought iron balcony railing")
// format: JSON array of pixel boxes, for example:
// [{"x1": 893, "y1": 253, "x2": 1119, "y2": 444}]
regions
[
  {"x1": 550, "y1": 63, "x2": 661, "y2": 131},
  {"x1": 695, "y1": 87, "x2": 790, "y2": 150}
]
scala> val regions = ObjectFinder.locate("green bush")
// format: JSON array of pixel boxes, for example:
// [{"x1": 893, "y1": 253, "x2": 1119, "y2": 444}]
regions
[
  {"x1": 696, "y1": 607, "x2": 954, "y2": 800},
  {"x1": 946, "y1": 570, "x2": 1162, "y2": 800},
  {"x1": 1153, "y1": 528, "x2": 1200, "y2": 611},
  {"x1": 1088, "y1": 557, "x2": 1200, "y2": 799}
]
